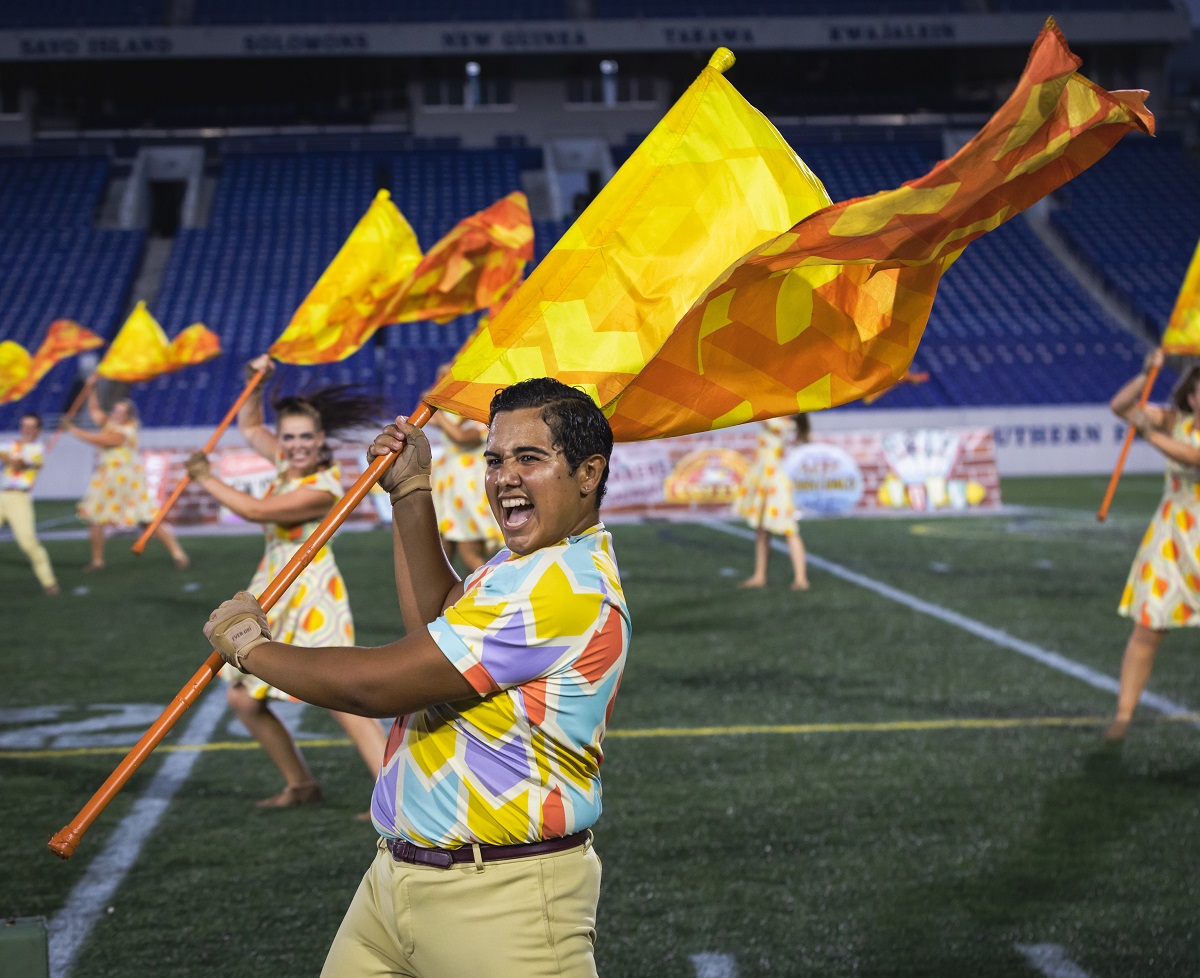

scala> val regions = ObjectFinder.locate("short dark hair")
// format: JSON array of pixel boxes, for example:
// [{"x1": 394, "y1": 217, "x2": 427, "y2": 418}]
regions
[
  {"x1": 489, "y1": 378, "x2": 614, "y2": 506},
  {"x1": 19, "y1": 412, "x2": 42, "y2": 431}
]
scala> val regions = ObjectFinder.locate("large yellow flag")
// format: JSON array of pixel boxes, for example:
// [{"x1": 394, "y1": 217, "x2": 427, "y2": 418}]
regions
[
  {"x1": 385, "y1": 191, "x2": 534, "y2": 324},
  {"x1": 424, "y1": 47, "x2": 830, "y2": 414},
  {"x1": 0, "y1": 320, "x2": 104, "y2": 404},
  {"x1": 97, "y1": 302, "x2": 221, "y2": 383},
  {"x1": 268, "y1": 189, "x2": 423, "y2": 364},
  {"x1": 1160, "y1": 237, "x2": 1200, "y2": 355},
  {"x1": 428, "y1": 22, "x2": 1153, "y2": 440}
]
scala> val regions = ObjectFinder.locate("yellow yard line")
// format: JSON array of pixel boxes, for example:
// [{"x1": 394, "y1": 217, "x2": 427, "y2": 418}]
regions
[{"x1": 5, "y1": 713, "x2": 1199, "y2": 760}]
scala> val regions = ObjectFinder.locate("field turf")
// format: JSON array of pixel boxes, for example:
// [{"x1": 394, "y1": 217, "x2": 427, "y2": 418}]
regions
[{"x1": 1, "y1": 474, "x2": 1197, "y2": 977}]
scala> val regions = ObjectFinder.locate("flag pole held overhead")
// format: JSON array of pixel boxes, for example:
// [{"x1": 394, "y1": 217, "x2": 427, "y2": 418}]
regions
[
  {"x1": 49, "y1": 402, "x2": 436, "y2": 859},
  {"x1": 131, "y1": 365, "x2": 270, "y2": 554},
  {"x1": 1097, "y1": 361, "x2": 1160, "y2": 522}
]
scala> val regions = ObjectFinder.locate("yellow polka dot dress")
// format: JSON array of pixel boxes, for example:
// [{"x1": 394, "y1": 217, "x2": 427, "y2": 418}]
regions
[
  {"x1": 77, "y1": 422, "x2": 157, "y2": 526},
  {"x1": 733, "y1": 418, "x2": 798, "y2": 537},
  {"x1": 1119, "y1": 415, "x2": 1200, "y2": 630},
  {"x1": 222, "y1": 464, "x2": 355, "y2": 700},
  {"x1": 432, "y1": 418, "x2": 502, "y2": 546}
]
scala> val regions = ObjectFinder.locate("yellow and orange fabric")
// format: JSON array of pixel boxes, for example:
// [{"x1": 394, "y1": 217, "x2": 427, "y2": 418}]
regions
[
  {"x1": 386, "y1": 191, "x2": 534, "y2": 324},
  {"x1": 0, "y1": 319, "x2": 104, "y2": 404},
  {"x1": 268, "y1": 189, "x2": 423, "y2": 364},
  {"x1": 426, "y1": 23, "x2": 1153, "y2": 441},
  {"x1": 1160, "y1": 236, "x2": 1200, "y2": 355},
  {"x1": 96, "y1": 302, "x2": 221, "y2": 383}
]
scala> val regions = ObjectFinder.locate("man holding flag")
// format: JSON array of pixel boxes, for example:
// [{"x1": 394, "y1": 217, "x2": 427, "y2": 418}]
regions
[
  {"x1": 0, "y1": 412, "x2": 60, "y2": 595},
  {"x1": 204, "y1": 378, "x2": 629, "y2": 978}
]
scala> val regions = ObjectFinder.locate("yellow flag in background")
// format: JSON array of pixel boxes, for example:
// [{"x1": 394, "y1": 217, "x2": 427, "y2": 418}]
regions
[
  {"x1": 428, "y1": 23, "x2": 1153, "y2": 440},
  {"x1": 426, "y1": 47, "x2": 831, "y2": 415},
  {"x1": 268, "y1": 189, "x2": 423, "y2": 364},
  {"x1": 0, "y1": 320, "x2": 105, "y2": 404},
  {"x1": 1160, "y1": 237, "x2": 1200, "y2": 355},
  {"x1": 386, "y1": 191, "x2": 534, "y2": 324},
  {"x1": 97, "y1": 302, "x2": 221, "y2": 383}
]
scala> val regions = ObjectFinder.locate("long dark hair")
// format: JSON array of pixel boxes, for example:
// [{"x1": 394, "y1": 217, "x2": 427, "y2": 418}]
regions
[
  {"x1": 273, "y1": 385, "x2": 381, "y2": 469},
  {"x1": 1171, "y1": 365, "x2": 1200, "y2": 415}
]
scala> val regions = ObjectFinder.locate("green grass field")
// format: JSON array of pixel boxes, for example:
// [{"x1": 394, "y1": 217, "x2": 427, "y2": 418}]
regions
[{"x1": 2, "y1": 474, "x2": 1197, "y2": 977}]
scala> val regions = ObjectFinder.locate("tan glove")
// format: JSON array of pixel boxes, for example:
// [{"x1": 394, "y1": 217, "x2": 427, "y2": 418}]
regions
[
  {"x1": 367, "y1": 418, "x2": 433, "y2": 506},
  {"x1": 184, "y1": 451, "x2": 211, "y2": 481},
  {"x1": 204, "y1": 591, "x2": 271, "y2": 671}
]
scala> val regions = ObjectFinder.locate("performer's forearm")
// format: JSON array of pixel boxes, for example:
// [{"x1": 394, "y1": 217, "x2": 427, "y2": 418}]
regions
[{"x1": 391, "y1": 491, "x2": 460, "y2": 627}]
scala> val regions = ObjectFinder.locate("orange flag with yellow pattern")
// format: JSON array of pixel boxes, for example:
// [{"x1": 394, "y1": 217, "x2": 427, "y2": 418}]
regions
[
  {"x1": 427, "y1": 22, "x2": 1153, "y2": 440},
  {"x1": 385, "y1": 191, "x2": 534, "y2": 324},
  {"x1": 97, "y1": 302, "x2": 221, "y2": 383},
  {"x1": 0, "y1": 319, "x2": 104, "y2": 404},
  {"x1": 268, "y1": 189, "x2": 423, "y2": 364},
  {"x1": 1160, "y1": 237, "x2": 1200, "y2": 355}
]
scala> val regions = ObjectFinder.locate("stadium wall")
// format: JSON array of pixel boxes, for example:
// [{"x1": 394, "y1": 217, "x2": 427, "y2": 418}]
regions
[{"x1": 15, "y1": 404, "x2": 1159, "y2": 502}]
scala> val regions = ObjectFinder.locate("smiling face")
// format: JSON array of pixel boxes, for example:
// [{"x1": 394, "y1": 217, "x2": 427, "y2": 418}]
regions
[
  {"x1": 110, "y1": 400, "x2": 133, "y2": 425},
  {"x1": 277, "y1": 412, "x2": 324, "y2": 476},
  {"x1": 484, "y1": 407, "x2": 605, "y2": 556}
]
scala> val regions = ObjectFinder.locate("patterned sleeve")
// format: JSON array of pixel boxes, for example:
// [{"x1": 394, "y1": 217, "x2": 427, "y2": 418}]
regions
[
  {"x1": 427, "y1": 554, "x2": 607, "y2": 696},
  {"x1": 18, "y1": 443, "x2": 44, "y2": 468}
]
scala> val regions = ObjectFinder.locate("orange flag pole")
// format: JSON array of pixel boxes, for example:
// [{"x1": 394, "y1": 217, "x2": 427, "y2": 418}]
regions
[
  {"x1": 1097, "y1": 360, "x2": 1161, "y2": 522},
  {"x1": 49, "y1": 402, "x2": 436, "y2": 860},
  {"x1": 131, "y1": 367, "x2": 269, "y2": 555},
  {"x1": 47, "y1": 378, "x2": 94, "y2": 452}
]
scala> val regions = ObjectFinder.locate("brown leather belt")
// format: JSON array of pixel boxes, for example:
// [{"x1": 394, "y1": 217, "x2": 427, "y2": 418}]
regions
[{"x1": 385, "y1": 830, "x2": 590, "y2": 869}]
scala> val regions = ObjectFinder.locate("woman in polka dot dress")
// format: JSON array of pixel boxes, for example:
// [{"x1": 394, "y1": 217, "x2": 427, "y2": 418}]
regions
[
  {"x1": 69, "y1": 380, "x2": 189, "y2": 572},
  {"x1": 185, "y1": 355, "x2": 386, "y2": 808},
  {"x1": 429, "y1": 409, "x2": 502, "y2": 573},
  {"x1": 733, "y1": 414, "x2": 810, "y2": 591},
  {"x1": 1107, "y1": 349, "x2": 1200, "y2": 740}
]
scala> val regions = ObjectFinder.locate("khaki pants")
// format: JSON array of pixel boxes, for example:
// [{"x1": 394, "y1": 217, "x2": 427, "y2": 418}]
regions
[
  {"x1": 321, "y1": 838, "x2": 601, "y2": 978},
  {"x1": 0, "y1": 489, "x2": 57, "y2": 590}
]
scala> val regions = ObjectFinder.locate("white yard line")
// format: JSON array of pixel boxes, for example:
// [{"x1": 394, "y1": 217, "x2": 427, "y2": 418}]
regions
[
  {"x1": 1016, "y1": 943, "x2": 1095, "y2": 978},
  {"x1": 691, "y1": 952, "x2": 739, "y2": 978},
  {"x1": 709, "y1": 524, "x2": 1196, "y2": 721},
  {"x1": 47, "y1": 690, "x2": 227, "y2": 978}
]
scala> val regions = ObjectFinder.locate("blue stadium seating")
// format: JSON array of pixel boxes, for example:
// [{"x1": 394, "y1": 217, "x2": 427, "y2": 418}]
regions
[
  {"x1": 144, "y1": 148, "x2": 525, "y2": 424},
  {"x1": 191, "y1": 0, "x2": 566, "y2": 25},
  {"x1": 0, "y1": 0, "x2": 165, "y2": 28},
  {"x1": 1050, "y1": 134, "x2": 1200, "y2": 336},
  {"x1": 0, "y1": 157, "x2": 145, "y2": 431}
]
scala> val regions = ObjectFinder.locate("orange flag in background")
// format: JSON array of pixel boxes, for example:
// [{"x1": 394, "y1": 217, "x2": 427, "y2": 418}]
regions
[
  {"x1": 1160, "y1": 236, "x2": 1200, "y2": 355},
  {"x1": 428, "y1": 22, "x2": 1153, "y2": 439},
  {"x1": 97, "y1": 302, "x2": 221, "y2": 383},
  {"x1": 0, "y1": 319, "x2": 104, "y2": 404},
  {"x1": 268, "y1": 189, "x2": 423, "y2": 364},
  {"x1": 387, "y1": 191, "x2": 535, "y2": 324}
]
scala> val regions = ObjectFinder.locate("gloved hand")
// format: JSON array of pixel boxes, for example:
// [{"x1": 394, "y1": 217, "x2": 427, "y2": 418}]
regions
[
  {"x1": 367, "y1": 417, "x2": 433, "y2": 506},
  {"x1": 185, "y1": 451, "x2": 212, "y2": 481},
  {"x1": 204, "y1": 591, "x2": 272, "y2": 671}
]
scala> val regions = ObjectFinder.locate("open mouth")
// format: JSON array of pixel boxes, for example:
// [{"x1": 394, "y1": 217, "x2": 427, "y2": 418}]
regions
[{"x1": 499, "y1": 496, "x2": 534, "y2": 529}]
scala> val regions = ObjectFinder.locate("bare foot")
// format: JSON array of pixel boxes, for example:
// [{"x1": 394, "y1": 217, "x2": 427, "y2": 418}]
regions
[
  {"x1": 791, "y1": 579, "x2": 810, "y2": 591},
  {"x1": 255, "y1": 782, "x2": 323, "y2": 808},
  {"x1": 82, "y1": 562, "x2": 104, "y2": 573},
  {"x1": 737, "y1": 577, "x2": 766, "y2": 589},
  {"x1": 1104, "y1": 718, "x2": 1130, "y2": 742},
  {"x1": 172, "y1": 551, "x2": 190, "y2": 570},
  {"x1": 43, "y1": 583, "x2": 61, "y2": 596}
]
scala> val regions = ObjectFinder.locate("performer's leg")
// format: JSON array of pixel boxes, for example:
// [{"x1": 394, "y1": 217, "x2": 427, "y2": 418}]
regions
[
  {"x1": 85, "y1": 523, "x2": 106, "y2": 571},
  {"x1": 786, "y1": 530, "x2": 809, "y2": 591},
  {"x1": 330, "y1": 710, "x2": 387, "y2": 773},
  {"x1": 739, "y1": 528, "x2": 770, "y2": 588},
  {"x1": 227, "y1": 684, "x2": 320, "y2": 805},
  {"x1": 1106, "y1": 623, "x2": 1166, "y2": 739},
  {"x1": 4, "y1": 492, "x2": 58, "y2": 593},
  {"x1": 152, "y1": 523, "x2": 189, "y2": 569}
]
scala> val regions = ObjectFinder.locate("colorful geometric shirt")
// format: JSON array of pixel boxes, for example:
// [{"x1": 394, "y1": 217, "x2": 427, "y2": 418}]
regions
[
  {"x1": 370, "y1": 523, "x2": 631, "y2": 847},
  {"x1": 1, "y1": 439, "x2": 44, "y2": 492}
]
